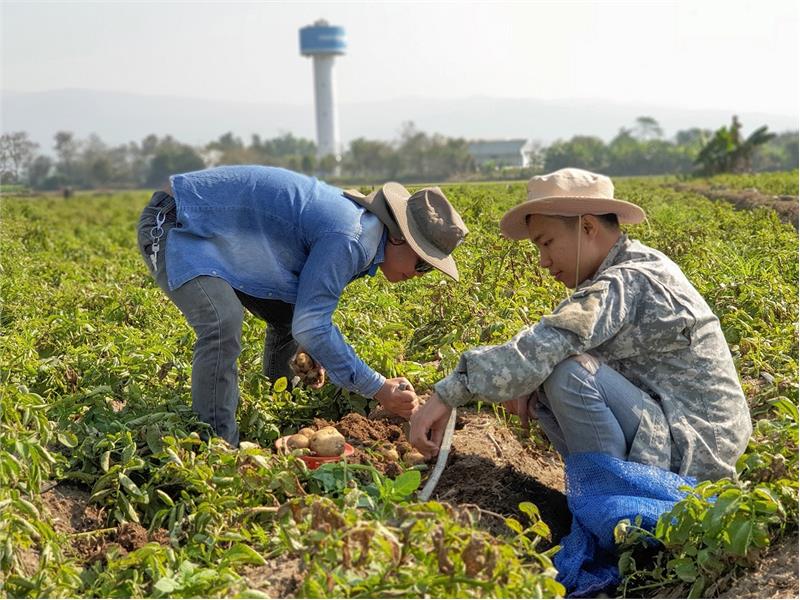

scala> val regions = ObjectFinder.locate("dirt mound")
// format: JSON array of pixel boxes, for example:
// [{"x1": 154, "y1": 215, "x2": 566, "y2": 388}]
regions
[{"x1": 671, "y1": 182, "x2": 798, "y2": 228}]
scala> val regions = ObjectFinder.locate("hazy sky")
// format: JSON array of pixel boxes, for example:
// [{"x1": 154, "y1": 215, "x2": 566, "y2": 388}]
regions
[{"x1": 2, "y1": 0, "x2": 798, "y2": 115}]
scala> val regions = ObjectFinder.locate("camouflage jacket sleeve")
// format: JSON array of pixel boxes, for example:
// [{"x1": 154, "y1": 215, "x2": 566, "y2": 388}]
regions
[{"x1": 434, "y1": 276, "x2": 632, "y2": 407}]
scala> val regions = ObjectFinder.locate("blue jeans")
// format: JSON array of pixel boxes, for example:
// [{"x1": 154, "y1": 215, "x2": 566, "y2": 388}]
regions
[
  {"x1": 536, "y1": 354, "x2": 651, "y2": 460},
  {"x1": 136, "y1": 192, "x2": 298, "y2": 446}
]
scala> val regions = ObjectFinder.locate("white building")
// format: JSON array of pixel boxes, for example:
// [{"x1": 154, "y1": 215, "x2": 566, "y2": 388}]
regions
[{"x1": 468, "y1": 139, "x2": 534, "y2": 168}]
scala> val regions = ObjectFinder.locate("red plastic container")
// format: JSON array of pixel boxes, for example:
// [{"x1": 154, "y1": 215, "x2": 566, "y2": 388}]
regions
[{"x1": 275, "y1": 435, "x2": 355, "y2": 470}]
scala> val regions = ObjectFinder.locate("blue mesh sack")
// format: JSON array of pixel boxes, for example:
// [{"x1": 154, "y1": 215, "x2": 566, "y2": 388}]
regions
[{"x1": 554, "y1": 452, "x2": 696, "y2": 598}]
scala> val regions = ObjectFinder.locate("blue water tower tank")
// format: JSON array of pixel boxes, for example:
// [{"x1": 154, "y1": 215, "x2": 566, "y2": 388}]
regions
[{"x1": 299, "y1": 19, "x2": 346, "y2": 56}]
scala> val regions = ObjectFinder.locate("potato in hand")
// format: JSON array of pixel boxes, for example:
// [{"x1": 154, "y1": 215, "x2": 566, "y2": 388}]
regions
[{"x1": 289, "y1": 349, "x2": 325, "y2": 388}]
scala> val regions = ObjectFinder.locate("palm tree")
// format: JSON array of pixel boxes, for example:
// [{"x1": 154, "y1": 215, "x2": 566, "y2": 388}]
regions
[{"x1": 694, "y1": 116, "x2": 775, "y2": 175}]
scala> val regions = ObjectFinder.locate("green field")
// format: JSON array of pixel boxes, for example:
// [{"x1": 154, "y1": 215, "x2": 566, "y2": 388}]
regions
[{"x1": 1, "y1": 174, "x2": 797, "y2": 598}]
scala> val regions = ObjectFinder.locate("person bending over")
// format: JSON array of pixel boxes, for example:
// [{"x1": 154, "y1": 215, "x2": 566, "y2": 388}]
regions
[{"x1": 137, "y1": 165, "x2": 468, "y2": 446}]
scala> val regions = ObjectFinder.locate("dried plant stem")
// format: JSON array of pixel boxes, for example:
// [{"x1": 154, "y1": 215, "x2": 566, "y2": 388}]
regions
[{"x1": 69, "y1": 527, "x2": 117, "y2": 539}]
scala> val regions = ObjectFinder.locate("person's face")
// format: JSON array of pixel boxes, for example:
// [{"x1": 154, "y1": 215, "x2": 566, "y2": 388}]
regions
[
  {"x1": 379, "y1": 239, "x2": 428, "y2": 283},
  {"x1": 526, "y1": 215, "x2": 604, "y2": 288}
]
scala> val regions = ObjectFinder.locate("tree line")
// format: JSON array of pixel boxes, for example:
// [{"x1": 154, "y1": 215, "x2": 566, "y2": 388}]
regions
[{"x1": 1, "y1": 116, "x2": 796, "y2": 190}]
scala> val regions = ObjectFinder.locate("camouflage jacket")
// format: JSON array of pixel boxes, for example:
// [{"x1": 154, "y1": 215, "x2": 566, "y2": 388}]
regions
[{"x1": 434, "y1": 234, "x2": 752, "y2": 481}]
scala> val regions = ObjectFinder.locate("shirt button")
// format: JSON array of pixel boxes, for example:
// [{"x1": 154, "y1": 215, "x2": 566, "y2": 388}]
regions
[{"x1": 211, "y1": 270, "x2": 217, "y2": 275}]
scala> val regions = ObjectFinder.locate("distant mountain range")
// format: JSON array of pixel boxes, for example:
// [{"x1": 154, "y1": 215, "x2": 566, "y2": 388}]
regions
[{"x1": 2, "y1": 88, "x2": 797, "y2": 152}]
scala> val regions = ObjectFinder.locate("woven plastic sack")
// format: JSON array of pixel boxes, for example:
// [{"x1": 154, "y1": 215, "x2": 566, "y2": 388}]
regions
[{"x1": 554, "y1": 452, "x2": 696, "y2": 597}]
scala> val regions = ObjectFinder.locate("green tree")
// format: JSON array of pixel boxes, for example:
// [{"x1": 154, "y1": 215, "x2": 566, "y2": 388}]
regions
[
  {"x1": 694, "y1": 116, "x2": 776, "y2": 175},
  {"x1": 81, "y1": 134, "x2": 112, "y2": 188},
  {"x1": 27, "y1": 155, "x2": 54, "y2": 189},
  {"x1": 633, "y1": 116, "x2": 663, "y2": 141},
  {"x1": 544, "y1": 136, "x2": 609, "y2": 172},
  {"x1": 343, "y1": 138, "x2": 396, "y2": 179},
  {"x1": 146, "y1": 136, "x2": 205, "y2": 187},
  {"x1": 0, "y1": 131, "x2": 38, "y2": 184},
  {"x1": 675, "y1": 128, "x2": 711, "y2": 148},
  {"x1": 752, "y1": 131, "x2": 799, "y2": 172},
  {"x1": 54, "y1": 131, "x2": 80, "y2": 185}
]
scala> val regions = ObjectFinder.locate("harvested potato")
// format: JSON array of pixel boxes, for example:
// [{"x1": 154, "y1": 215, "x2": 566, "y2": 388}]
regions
[
  {"x1": 309, "y1": 426, "x2": 346, "y2": 457},
  {"x1": 403, "y1": 450, "x2": 426, "y2": 466},
  {"x1": 298, "y1": 427, "x2": 316, "y2": 438},
  {"x1": 286, "y1": 434, "x2": 309, "y2": 450},
  {"x1": 289, "y1": 349, "x2": 325, "y2": 387},
  {"x1": 380, "y1": 445, "x2": 400, "y2": 462}
]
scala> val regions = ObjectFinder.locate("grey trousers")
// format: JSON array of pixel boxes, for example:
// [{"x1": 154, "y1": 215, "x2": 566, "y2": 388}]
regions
[
  {"x1": 536, "y1": 354, "x2": 652, "y2": 460},
  {"x1": 136, "y1": 192, "x2": 298, "y2": 446}
]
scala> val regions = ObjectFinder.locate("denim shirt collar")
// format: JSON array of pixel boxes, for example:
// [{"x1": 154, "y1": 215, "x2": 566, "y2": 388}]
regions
[{"x1": 359, "y1": 226, "x2": 387, "y2": 279}]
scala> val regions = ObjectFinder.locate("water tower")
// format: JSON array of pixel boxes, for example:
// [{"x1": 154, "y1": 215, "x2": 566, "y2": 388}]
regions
[{"x1": 299, "y1": 19, "x2": 346, "y2": 166}]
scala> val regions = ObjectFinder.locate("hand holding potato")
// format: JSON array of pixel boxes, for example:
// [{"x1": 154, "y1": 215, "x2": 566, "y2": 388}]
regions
[
  {"x1": 374, "y1": 377, "x2": 419, "y2": 419},
  {"x1": 289, "y1": 349, "x2": 326, "y2": 389}
]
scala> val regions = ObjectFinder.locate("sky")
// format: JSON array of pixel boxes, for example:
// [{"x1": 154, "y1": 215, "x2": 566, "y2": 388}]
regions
[{"x1": 2, "y1": 0, "x2": 798, "y2": 116}]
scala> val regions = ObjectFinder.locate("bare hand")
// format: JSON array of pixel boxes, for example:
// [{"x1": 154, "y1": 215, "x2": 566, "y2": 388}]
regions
[
  {"x1": 409, "y1": 393, "x2": 452, "y2": 459},
  {"x1": 500, "y1": 391, "x2": 539, "y2": 433},
  {"x1": 374, "y1": 377, "x2": 419, "y2": 419}
]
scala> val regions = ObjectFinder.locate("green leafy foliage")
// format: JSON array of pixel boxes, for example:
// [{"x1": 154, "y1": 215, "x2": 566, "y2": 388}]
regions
[{"x1": 0, "y1": 175, "x2": 796, "y2": 597}]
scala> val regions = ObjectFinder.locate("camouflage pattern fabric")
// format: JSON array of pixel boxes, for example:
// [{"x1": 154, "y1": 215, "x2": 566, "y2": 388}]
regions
[{"x1": 434, "y1": 235, "x2": 752, "y2": 481}]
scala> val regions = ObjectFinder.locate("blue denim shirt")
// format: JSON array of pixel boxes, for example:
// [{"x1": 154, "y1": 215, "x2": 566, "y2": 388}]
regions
[{"x1": 165, "y1": 165, "x2": 387, "y2": 398}]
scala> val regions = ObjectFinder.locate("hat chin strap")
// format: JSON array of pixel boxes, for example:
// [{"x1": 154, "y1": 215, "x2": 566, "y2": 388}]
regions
[{"x1": 574, "y1": 215, "x2": 582, "y2": 289}]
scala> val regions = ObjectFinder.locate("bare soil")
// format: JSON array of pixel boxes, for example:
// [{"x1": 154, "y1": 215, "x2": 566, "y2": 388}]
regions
[
  {"x1": 242, "y1": 557, "x2": 304, "y2": 598},
  {"x1": 716, "y1": 529, "x2": 799, "y2": 599},
  {"x1": 40, "y1": 483, "x2": 168, "y2": 564},
  {"x1": 670, "y1": 182, "x2": 798, "y2": 228}
]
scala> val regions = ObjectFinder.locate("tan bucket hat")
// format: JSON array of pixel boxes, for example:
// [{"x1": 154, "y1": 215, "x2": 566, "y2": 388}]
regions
[
  {"x1": 499, "y1": 168, "x2": 646, "y2": 240},
  {"x1": 343, "y1": 183, "x2": 468, "y2": 280}
]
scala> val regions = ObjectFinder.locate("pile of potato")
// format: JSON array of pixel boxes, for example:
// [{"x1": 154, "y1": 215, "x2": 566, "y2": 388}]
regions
[
  {"x1": 285, "y1": 425, "x2": 427, "y2": 466},
  {"x1": 285, "y1": 426, "x2": 345, "y2": 457},
  {"x1": 378, "y1": 442, "x2": 426, "y2": 466}
]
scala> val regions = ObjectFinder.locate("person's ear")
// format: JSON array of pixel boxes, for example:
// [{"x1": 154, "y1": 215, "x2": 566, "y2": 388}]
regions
[{"x1": 582, "y1": 215, "x2": 599, "y2": 238}]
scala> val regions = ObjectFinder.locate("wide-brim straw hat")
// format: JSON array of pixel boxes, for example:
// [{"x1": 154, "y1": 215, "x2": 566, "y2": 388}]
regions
[
  {"x1": 500, "y1": 168, "x2": 646, "y2": 240},
  {"x1": 343, "y1": 183, "x2": 468, "y2": 280}
]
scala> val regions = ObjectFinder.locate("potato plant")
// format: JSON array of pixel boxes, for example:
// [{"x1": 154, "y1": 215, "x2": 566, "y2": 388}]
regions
[{"x1": 0, "y1": 174, "x2": 797, "y2": 597}]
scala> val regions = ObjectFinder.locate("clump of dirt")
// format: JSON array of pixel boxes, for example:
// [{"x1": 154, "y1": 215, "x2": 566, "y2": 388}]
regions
[
  {"x1": 335, "y1": 411, "x2": 405, "y2": 444},
  {"x1": 116, "y1": 522, "x2": 150, "y2": 551},
  {"x1": 79, "y1": 522, "x2": 159, "y2": 565}
]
